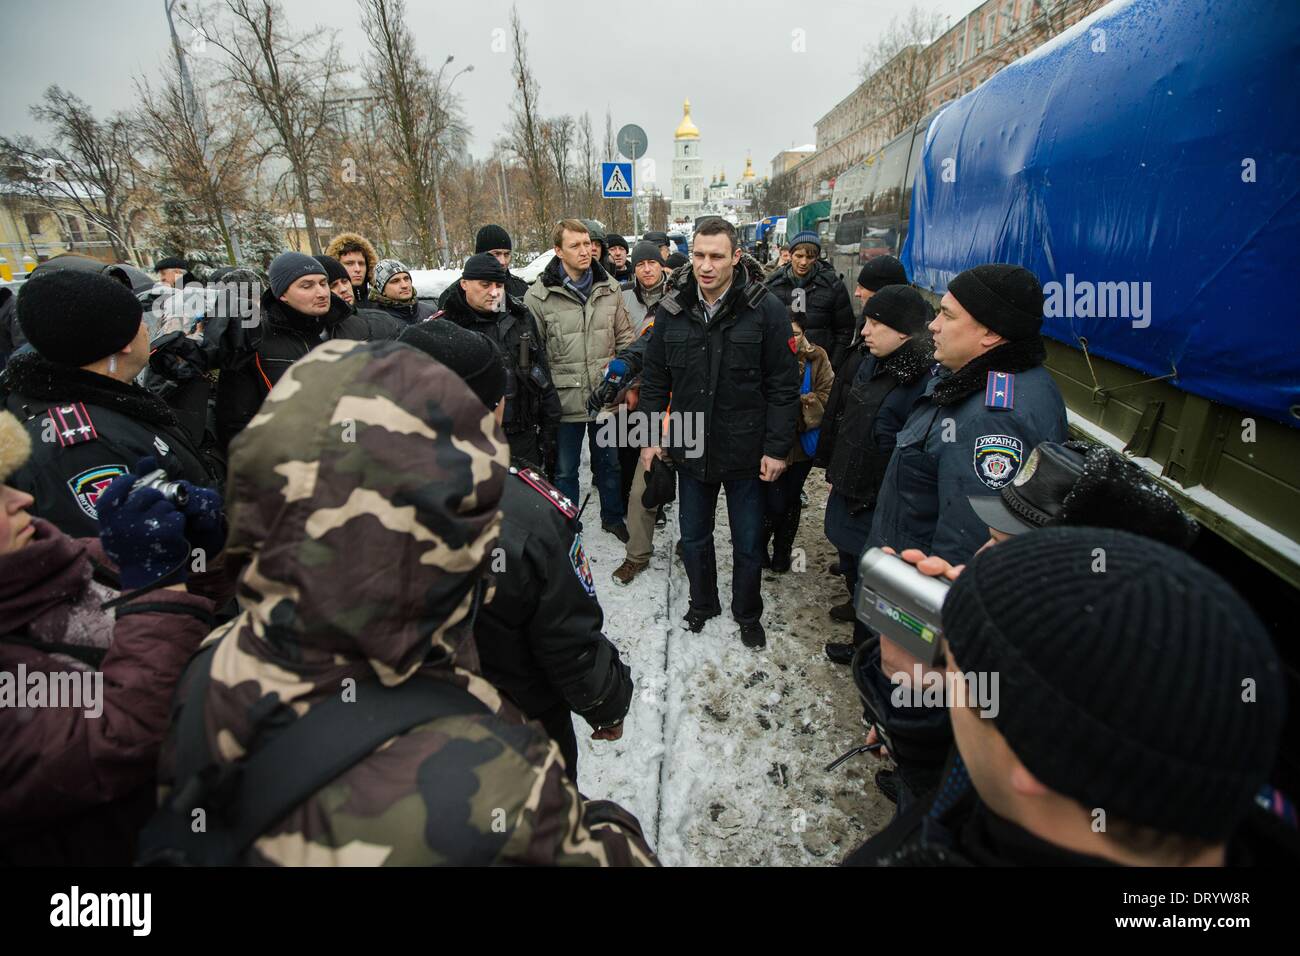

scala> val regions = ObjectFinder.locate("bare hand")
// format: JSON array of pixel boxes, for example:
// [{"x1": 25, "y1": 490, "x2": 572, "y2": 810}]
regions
[
  {"x1": 591, "y1": 722, "x2": 624, "y2": 741},
  {"x1": 759, "y1": 455, "x2": 787, "y2": 482},
  {"x1": 640, "y1": 446, "x2": 663, "y2": 471},
  {"x1": 865, "y1": 723, "x2": 890, "y2": 761},
  {"x1": 881, "y1": 546, "x2": 965, "y2": 582}
]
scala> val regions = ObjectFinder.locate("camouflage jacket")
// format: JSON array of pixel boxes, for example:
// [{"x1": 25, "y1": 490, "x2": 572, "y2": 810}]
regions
[{"x1": 156, "y1": 338, "x2": 658, "y2": 866}]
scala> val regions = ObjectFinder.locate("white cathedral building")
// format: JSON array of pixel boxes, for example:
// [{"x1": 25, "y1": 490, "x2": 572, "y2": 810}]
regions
[{"x1": 670, "y1": 99, "x2": 759, "y2": 224}]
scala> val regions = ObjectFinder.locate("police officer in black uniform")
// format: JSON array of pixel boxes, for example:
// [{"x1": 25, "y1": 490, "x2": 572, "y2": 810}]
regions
[
  {"x1": 435, "y1": 253, "x2": 561, "y2": 478},
  {"x1": 397, "y1": 316, "x2": 633, "y2": 785},
  {"x1": 0, "y1": 269, "x2": 217, "y2": 538}
]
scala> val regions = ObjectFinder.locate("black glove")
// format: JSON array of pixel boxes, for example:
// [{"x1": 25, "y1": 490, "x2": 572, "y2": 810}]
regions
[{"x1": 585, "y1": 358, "x2": 629, "y2": 416}]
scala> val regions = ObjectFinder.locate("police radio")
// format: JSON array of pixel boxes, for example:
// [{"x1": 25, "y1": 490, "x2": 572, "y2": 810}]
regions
[{"x1": 854, "y1": 548, "x2": 950, "y2": 666}]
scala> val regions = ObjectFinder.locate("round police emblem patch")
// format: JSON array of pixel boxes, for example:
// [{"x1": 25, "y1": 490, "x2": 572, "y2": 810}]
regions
[{"x1": 973, "y1": 435, "x2": 1023, "y2": 490}]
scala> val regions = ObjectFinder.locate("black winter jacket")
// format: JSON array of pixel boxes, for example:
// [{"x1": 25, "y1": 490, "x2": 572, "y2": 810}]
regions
[
  {"x1": 213, "y1": 291, "x2": 394, "y2": 450},
  {"x1": 816, "y1": 337, "x2": 934, "y2": 508},
  {"x1": 475, "y1": 468, "x2": 633, "y2": 729},
  {"x1": 0, "y1": 352, "x2": 218, "y2": 538},
  {"x1": 764, "y1": 259, "x2": 856, "y2": 369},
  {"x1": 843, "y1": 752, "x2": 1300, "y2": 867},
  {"x1": 438, "y1": 283, "x2": 560, "y2": 457},
  {"x1": 368, "y1": 292, "x2": 435, "y2": 325},
  {"x1": 638, "y1": 256, "x2": 799, "y2": 482}
]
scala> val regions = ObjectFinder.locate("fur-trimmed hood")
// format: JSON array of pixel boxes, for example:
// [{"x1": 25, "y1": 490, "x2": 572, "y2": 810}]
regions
[
  {"x1": 664, "y1": 252, "x2": 768, "y2": 300},
  {"x1": 325, "y1": 232, "x2": 378, "y2": 282}
]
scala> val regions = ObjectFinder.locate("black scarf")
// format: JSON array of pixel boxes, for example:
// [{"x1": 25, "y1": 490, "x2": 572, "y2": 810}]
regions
[
  {"x1": 1, "y1": 351, "x2": 181, "y2": 431},
  {"x1": 929, "y1": 336, "x2": 1047, "y2": 407},
  {"x1": 879, "y1": 335, "x2": 936, "y2": 385}
]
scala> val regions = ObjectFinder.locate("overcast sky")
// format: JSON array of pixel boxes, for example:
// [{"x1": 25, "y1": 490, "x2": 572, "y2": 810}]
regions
[{"x1": 3, "y1": 0, "x2": 982, "y2": 185}]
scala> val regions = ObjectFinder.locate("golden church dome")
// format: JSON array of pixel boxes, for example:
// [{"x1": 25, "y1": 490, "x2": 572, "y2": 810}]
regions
[{"x1": 674, "y1": 99, "x2": 700, "y2": 140}]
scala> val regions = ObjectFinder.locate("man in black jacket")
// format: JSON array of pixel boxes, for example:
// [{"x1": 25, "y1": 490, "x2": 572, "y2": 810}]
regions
[
  {"x1": 211, "y1": 253, "x2": 396, "y2": 450},
  {"x1": 398, "y1": 318, "x2": 632, "y2": 784},
  {"x1": 0, "y1": 270, "x2": 217, "y2": 537},
  {"x1": 816, "y1": 284, "x2": 934, "y2": 664},
  {"x1": 638, "y1": 217, "x2": 799, "y2": 648},
  {"x1": 368, "y1": 258, "x2": 435, "y2": 325},
  {"x1": 843, "y1": 527, "x2": 1292, "y2": 868},
  {"x1": 438, "y1": 253, "x2": 560, "y2": 475},
  {"x1": 473, "y1": 223, "x2": 530, "y2": 301},
  {"x1": 765, "y1": 231, "x2": 855, "y2": 369}
]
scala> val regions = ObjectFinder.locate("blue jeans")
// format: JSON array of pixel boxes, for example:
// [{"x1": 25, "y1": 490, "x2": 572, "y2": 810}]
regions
[
  {"x1": 555, "y1": 420, "x2": 625, "y2": 526},
  {"x1": 677, "y1": 473, "x2": 765, "y2": 626}
]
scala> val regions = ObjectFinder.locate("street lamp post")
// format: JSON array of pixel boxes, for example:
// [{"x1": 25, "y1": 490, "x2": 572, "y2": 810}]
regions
[{"x1": 432, "y1": 55, "x2": 472, "y2": 267}]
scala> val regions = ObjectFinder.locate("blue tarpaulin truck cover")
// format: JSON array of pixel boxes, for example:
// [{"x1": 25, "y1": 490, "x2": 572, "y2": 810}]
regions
[{"x1": 903, "y1": 0, "x2": 1300, "y2": 427}]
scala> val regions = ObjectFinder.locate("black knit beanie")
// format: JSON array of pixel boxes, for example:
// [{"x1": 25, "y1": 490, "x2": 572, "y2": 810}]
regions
[
  {"x1": 475, "y1": 224, "x2": 512, "y2": 254},
  {"x1": 947, "y1": 263, "x2": 1043, "y2": 341},
  {"x1": 862, "y1": 284, "x2": 931, "y2": 336},
  {"x1": 943, "y1": 526, "x2": 1284, "y2": 842},
  {"x1": 605, "y1": 233, "x2": 629, "y2": 252},
  {"x1": 857, "y1": 255, "x2": 908, "y2": 292},
  {"x1": 17, "y1": 269, "x2": 144, "y2": 366},
  {"x1": 313, "y1": 255, "x2": 351, "y2": 287},
  {"x1": 461, "y1": 252, "x2": 509, "y2": 284},
  {"x1": 154, "y1": 255, "x2": 189, "y2": 272},
  {"x1": 397, "y1": 320, "x2": 507, "y2": 411},
  {"x1": 631, "y1": 241, "x2": 662, "y2": 267},
  {"x1": 269, "y1": 252, "x2": 327, "y2": 298}
]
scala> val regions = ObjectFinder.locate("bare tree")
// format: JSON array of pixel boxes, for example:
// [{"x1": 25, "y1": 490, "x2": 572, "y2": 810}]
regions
[
  {"x1": 983, "y1": 0, "x2": 1108, "y2": 69},
  {"x1": 132, "y1": 53, "x2": 255, "y2": 264},
  {"x1": 0, "y1": 87, "x2": 146, "y2": 262},
  {"x1": 543, "y1": 114, "x2": 575, "y2": 213},
  {"x1": 576, "y1": 112, "x2": 598, "y2": 218},
  {"x1": 859, "y1": 5, "x2": 946, "y2": 138},
  {"x1": 187, "y1": 0, "x2": 342, "y2": 255},
  {"x1": 506, "y1": 4, "x2": 549, "y2": 248},
  {"x1": 647, "y1": 192, "x2": 670, "y2": 231},
  {"x1": 756, "y1": 172, "x2": 799, "y2": 218},
  {"x1": 356, "y1": 0, "x2": 442, "y2": 266}
]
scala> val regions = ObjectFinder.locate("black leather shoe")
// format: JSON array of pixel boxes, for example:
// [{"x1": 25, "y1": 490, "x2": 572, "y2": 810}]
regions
[
  {"x1": 740, "y1": 622, "x2": 766, "y2": 648},
  {"x1": 828, "y1": 601, "x2": 856, "y2": 623},
  {"x1": 602, "y1": 522, "x2": 630, "y2": 543},
  {"x1": 683, "y1": 606, "x2": 720, "y2": 632},
  {"x1": 824, "y1": 641, "x2": 856, "y2": 665}
]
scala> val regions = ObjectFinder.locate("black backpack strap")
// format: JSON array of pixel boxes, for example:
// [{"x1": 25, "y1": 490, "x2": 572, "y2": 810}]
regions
[{"x1": 140, "y1": 647, "x2": 491, "y2": 866}]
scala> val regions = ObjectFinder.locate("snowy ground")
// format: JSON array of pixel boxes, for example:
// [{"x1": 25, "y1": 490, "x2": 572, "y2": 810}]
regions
[{"x1": 571, "y1": 449, "x2": 896, "y2": 866}]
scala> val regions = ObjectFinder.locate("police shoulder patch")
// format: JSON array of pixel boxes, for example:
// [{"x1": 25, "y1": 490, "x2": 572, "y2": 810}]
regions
[
  {"x1": 973, "y1": 435, "x2": 1023, "y2": 490},
  {"x1": 48, "y1": 403, "x2": 99, "y2": 447},
  {"x1": 985, "y1": 371, "x2": 1015, "y2": 409},
  {"x1": 515, "y1": 466, "x2": 577, "y2": 519},
  {"x1": 67, "y1": 464, "x2": 129, "y2": 520},
  {"x1": 569, "y1": 533, "x2": 596, "y2": 598}
]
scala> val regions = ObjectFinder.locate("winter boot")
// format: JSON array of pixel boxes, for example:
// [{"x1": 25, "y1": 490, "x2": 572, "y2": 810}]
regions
[
  {"x1": 740, "y1": 622, "x2": 766, "y2": 649},
  {"x1": 611, "y1": 559, "x2": 648, "y2": 586}
]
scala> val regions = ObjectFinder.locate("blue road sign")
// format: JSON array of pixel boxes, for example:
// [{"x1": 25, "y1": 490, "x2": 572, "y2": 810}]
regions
[{"x1": 601, "y1": 161, "x2": 633, "y2": 198}]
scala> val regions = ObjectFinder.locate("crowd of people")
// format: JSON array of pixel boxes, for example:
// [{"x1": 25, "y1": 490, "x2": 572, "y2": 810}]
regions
[{"x1": 0, "y1": 214, "x2": 1293, "y2": 867}]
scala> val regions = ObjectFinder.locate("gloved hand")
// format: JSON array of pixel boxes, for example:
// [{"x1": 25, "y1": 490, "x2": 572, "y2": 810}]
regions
[
  {"x1": 174, "y1": 480, "x2": 227, "y2": 562},
  {"x1": 585, "y1": 358, "x2": 629, "y2": 416},
  {"x1": 97, "y1": 460, "x2": 192, "y2": 591}
]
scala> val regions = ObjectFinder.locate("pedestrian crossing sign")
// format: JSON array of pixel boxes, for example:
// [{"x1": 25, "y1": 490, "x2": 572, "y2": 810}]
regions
[{"x1": 601, "y1": 161, "x2": 633, "y2": 198}]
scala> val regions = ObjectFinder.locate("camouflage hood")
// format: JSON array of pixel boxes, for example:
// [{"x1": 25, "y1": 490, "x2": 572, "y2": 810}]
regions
[{"x1": 215, "y1": 337, "x2": 509, "y2": 699}]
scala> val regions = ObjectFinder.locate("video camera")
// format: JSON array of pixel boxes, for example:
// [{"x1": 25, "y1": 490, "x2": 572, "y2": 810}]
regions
[{"x1": 854, "y1": 548, "x2": 951, "y2": 666}]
